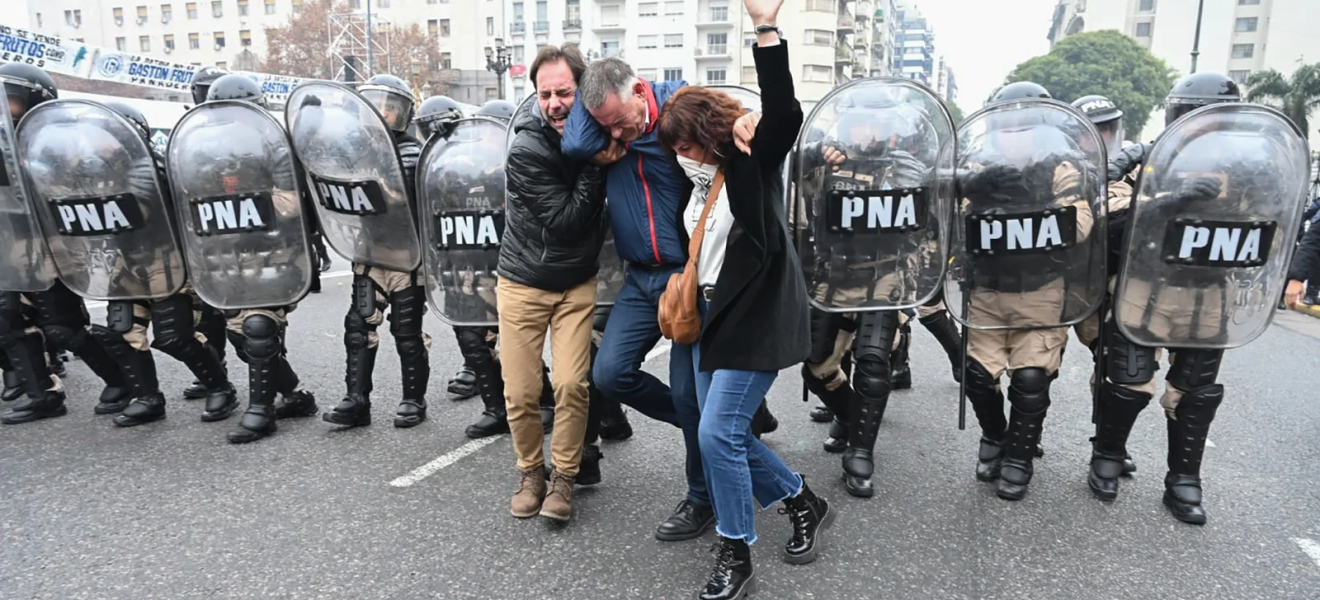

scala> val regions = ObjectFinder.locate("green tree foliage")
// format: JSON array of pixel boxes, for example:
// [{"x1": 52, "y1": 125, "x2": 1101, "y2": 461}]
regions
[
  {"x1": 1245, "y1": 65, "x2": 1320, "y2": 136},
  {"x1": 999, "y1": 30, "x2": 1176, "y2": 140},
  {"x1": 946, "y1": 101, "x2": 965, "y2": 125}
]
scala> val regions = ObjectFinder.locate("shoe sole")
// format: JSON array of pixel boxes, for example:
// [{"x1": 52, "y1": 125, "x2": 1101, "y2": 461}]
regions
[
  {"x1": 227, "y1": 426, "x2": 275, "y2": 444},
  {"x1": 539, "y1": 508, "x2": 571, "y2": 522},
  {"x1": 200, "y1": 400, "x2": 239, "y2": 422},
  {"x1": 1087, "y1": 473, "x2": 1118, "y2": 501},
  {"x1": 783, "y1": 505, "x2": 835, "y2": 565},
  {"x1": 394, "y1": 415, "x2": 426, "y2": 428},
  {"x1": 1162, "y1": 491, "x2": 1207, "y2": 525},
  {"x1": 323, "y1": 413, "x2": 371, "y2": 427},
  {"x1": 114, "y1": 413, "x2": 166, "y2": 427},
  {"x1": 1, "y1": 404, "x2": 69, "y2": 424},
  {"x1": 276, "y1": 406, "x2": 320, "y2": 419},
  {"x1": 93, "y1": 402, "x2": 131, "y2": 415},
  {"x1": 511, "y1": 506, "x2": 541, "y2": 519},
  {"x1": 693, "y1": 573, "x2": 755, "y2": 600},
  {"x1": 996, "y1": 485, "x2": 1027, "y2": 501},
  {"x1": 655, "y1": 516, "x2": 715, "y2": 542},
  {"x1": 446, "y1": 393, "x2": 477, "y2": 402},
  {"x1": 465, "y1": 426, "x2": 509, "y2": 439}
]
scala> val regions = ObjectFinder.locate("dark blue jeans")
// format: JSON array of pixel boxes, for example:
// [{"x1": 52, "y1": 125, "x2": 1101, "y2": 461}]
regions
[{"x1": 593, "y1": 264, "x2": 709, "y2": 507}]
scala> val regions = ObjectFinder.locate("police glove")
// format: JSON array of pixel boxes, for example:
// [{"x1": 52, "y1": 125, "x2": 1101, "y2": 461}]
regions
[
  {"x1": 1173, "y1": 176, "x2": 1222, "y2": 203},
  {"x1": 1107, "y1": 142, "x2": 1152, "y2": 183},
  {"x1": 959, "y1": 164, "x2": 1023, "y2": 204}
]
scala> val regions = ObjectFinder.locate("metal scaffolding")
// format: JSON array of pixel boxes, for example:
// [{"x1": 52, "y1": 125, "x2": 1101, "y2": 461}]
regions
[{"x1": 327, "y1": 9, "x2": 391, "y2": 82}]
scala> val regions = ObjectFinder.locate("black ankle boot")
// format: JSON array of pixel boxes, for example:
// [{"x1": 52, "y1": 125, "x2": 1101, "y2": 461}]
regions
[
  {"x1": 842, "y1": 448, "x2": 875, "y2": 498},
  {"x1": 1, "y1": 390, "x2": 68, "y2": 424},
  {"x1": 445, "y1": 366, "x2": 477, "y2": 401},
  {"x1": 183, "y1": 361, "x2": 225, "y2": 400},
  {"x1": 1088, "y1": 383, "x2": 1152, "y2": 501},
  {"x1": 808, "y1": 404, "x2": 834, "y2": 423},
  {"x1": 465, "y1": 405, "x2": 509, "y2": 438},
  {"x1": 780, "y1": 479, "x2": 833, "y2": 564},
  {"x1": 975, "y1": 436, "x2": 1005, "y2": 481},
  {"x1": 997, "y1": 410, "x2": 1047, "y2": 501},
  {"x1": 823, "y1": 418, "x2": 847, "y2": 453},
  {"x1": 93, "y1": 386, "x2": 132, "y2": 415},
  {"x1": 395, "y1": 399, "x2": 427, "y2": 428},
  {"x1": 576, "y1": 444, "x2": 603, "y2": 486},
  {"x1": 698, "y1": 536, "x2": 754, "y2": 600},
  {"x1": 750, "y1": 399, "x2": 778, "y2": 439},
  {"x1": 600, "y1": 406, "x2": 633, "y2": 441},
  {"x1": 3, "y1": 370, "x2": 25, "y2": 402},
  {"x1": 323, "y1": 395, "x2": 372, "y2": 427},
  {"x1": 113, "y1": 393, "x2": 167, "y2": 427},
  {"x1": 228, "y1": 403, "x2": 277, "y2": 444},
  {"x1": 275, "y1": 390, "x2": 319, "y2": 419},
  {"x1": 1163, "y1": 384, "x2": 1223, "y2": 525},
  {"x1": 1163, "y1": 472, "x2": 1207, "y2": 525},
  {"x1": 201, "y1": 386, "x2": 239, "y2": 422}
]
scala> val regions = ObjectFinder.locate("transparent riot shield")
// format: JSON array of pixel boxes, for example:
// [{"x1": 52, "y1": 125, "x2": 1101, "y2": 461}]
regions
[
  {"x1": 166, "y1": 101, "x2": 313, "y2": 310},
  {"x1": 16, "y1": 100, "x2": 185, "y2": 301},
  {"x1": 707, "y1": 85, "x2": 762, "y2": 113},
  {"x1": 945, "y1": 99, "x2": 1107, "y2": 330},
  {"x1": 1115, "y1": 103, "x2": 1309, "y2": 349},
  {"x1": 506, "y1": 94, "x2": 625, "y2": 306},
  {"x1": 421, "y1": 116, "x2": 507, "y2": 326},
  {"x1": 794, "y1": 77, "x2": 956, "y2": 312},
  {"x1": 0, "y1": 88, "x2": 54, "y2": 292},
  {"x1": 285, "y1": 82, "x2": 421, "y2": 272}
]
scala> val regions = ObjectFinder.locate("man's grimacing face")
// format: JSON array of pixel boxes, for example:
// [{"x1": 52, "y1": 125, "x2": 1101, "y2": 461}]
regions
[
  {"x1": 536, "y1": 59, "x2": 576, "y2": 133},
  {"x1": 587, "y1": 82, "x2": 647, "y2": 143}
]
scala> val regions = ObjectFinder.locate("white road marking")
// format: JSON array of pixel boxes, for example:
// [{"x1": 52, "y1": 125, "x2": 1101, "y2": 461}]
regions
[
  {"x1": 389, "y1": 436, "x2": 504, "y2": 488},
  {"x1": 83, "y1": 271, "x2": 354, "y2": 311},
  {"x1": 1205, "y1": 439, "x2": 1216, "y2": 448},
  {"x1": 1292, "y1": 538, "x2": 1320, "y2": 567}
]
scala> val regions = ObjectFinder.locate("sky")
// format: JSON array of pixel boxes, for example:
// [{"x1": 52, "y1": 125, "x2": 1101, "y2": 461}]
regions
[{"x1": 907, "y1": 0, "x2": 1060, "y2": 110}]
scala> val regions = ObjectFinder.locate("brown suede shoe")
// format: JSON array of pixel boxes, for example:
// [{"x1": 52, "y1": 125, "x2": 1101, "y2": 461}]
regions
[
  {"x1": 511, "y1": 467, "x2": 547, "y2": 519},
  {"x1": 540, "y1": 469, "x2": 575, "y2": 522}
]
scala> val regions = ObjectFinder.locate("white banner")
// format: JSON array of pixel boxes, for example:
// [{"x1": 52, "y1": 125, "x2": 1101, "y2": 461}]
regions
[{"x1": 0, "y1": 23, "x2": 93, "y2": 77}]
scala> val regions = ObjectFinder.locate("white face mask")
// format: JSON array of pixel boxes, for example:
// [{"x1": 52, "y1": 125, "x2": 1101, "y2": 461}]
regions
[{"x1": 676, "y1": 154, "x2": 717, "y2": 188}]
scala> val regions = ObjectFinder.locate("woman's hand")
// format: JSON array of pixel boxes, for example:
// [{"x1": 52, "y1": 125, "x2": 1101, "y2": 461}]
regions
[
  {"x1": 743, "y1": 0, "x2": 783, "y2": 25},
  {"x1": 733, "y1": 112, "x2": 761, "y2": 155}
]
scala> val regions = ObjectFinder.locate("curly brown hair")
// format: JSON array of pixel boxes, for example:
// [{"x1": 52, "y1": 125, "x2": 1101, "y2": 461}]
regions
[{"x1": 656, "y1": 86, "x2": 746, "y2": 157}]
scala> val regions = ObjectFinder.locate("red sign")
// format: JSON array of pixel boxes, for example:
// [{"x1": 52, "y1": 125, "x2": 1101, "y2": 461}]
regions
[{"x1": 510, "y1": 64, "x2": 527, "y2": 76}]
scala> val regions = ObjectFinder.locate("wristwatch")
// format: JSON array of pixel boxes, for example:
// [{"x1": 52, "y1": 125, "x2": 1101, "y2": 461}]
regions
[{"x1": 754, "y1": 24, "x2": 784, "y2": 38}]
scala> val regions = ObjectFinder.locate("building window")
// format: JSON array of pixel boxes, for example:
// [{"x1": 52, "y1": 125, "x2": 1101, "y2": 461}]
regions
[
  {"x1": 1231, "y1": 43, "x2": 1254, "y2": 58},
  {"x1": 639, "y1": 2, "x2": 657, "y2": 17},
  {"x1": 211, "y1": 1, "x2": 222, "y2": 17},
  {"x1": 1228, "y1": 69, "x2": 1251, "y2": 83},
  {"x1": 487, "y1": 17, "x2": 494, "y2": 36},
  {"x1": 1238, "y1": 0, "x2": 1260, "y2": 4},
  {"x1": 216, "y1": 61, "x2": 227, "y2": 69},
  {"x1": 664, "y1": 34, "x2": 683, "y2": 48},
  {"x1": 140, "y1": 35, "x2": 150, "y2": 52},
  {"x1": 512, "y1": 46, "x2": 524, "y2": 64},
  {"x1": 116, "y1": 36, "x2": 127, "y2": 51},
  {"x1": 664, "y1": 1, "x2": 683, "y2": 16},
  {"x1": 637, "y1": 68, "x2": 657, "y2": 81},
  {"x1": 741, "y1": 65, "x2": 756, "y2": 83},
  {"x1": 441, "y1": 19, "x2": 450, "y2": 36},
  {"x1": 440, "y1": 52, "x2": 452, "y2": 69},
  {"x1": 238, "y1": 0, "x2": 249, "y2": 16},
  {"x1": 136, "y1": 5, "x2": 148, "y2": 20},
  {"x1": 161, "y1": 4, "x2": 172, "y2": 21},
  {"x1": 1138, "y1": 0, "x2": 1154, "y2": 12},
  {"x1": 805, "y1": 28, "x2": 833, "y2": 45},
  {"x1": 214, "y1": 31, "x2": 226, "y2": 48},
  {"x1": 114, "y1": 7, "x2": 124, "y2": 23},
  {"x1": 638, "y1": 34, "x2": 658, "y2": 49},
  {"x1": 164, "y1": 34, "x2": 175, "y2": 50},
  {"x1": 744, "y1": 32, "x2": 757, "y2": 46},
  {"x1": 805, "y1": 0, "x2": 832, "y2": 12},
  {"x1": 427, "y1": 19, "x2": 437, "y2": 35},
  {"x1": 536, "y1": 0, "x2": 547, "y2": 21},
  {"x1": 663, "y1": 67, "x2": 683, "y2": 82},
  {"x1": 486, "y1": 87, "x2": 498, "y2": 100},
  {"x1": 705, "y1": 68, "x2": 726, "y2": 84},
  {"x1": 240, "y1": 29, "x2": 251, "y2": 46},
  {"x1": 567, "y1": 0, "x2": 580, "y2": 21},
  {"x1": 601, "y1": 39, "x2": 620, "y2": 57},
  {"x1": 803, "y1": 65, "x2": 832, "y2": 82},
  {"x1": 186, "y1": 2, "x2": 197, "y2": 18},
  {"x1": 707, "y1": 33, "x2": 727, "y2": 55},
  {"x1": 709, "y1": 1, "x2": 728, "y2": 22},
  {"x1": 513, "y1": 2, "x2": 523, "y2": 21},
  {"x1": 349, "y1": 0, "x2": 359, "y2": 7},
  {"x1": 189, "y1": 32, "x2": 200, "y2": 48},
  {"x1": 35, "y1": 13, "x2": 41, "y2": 28},
  {"x1": 265, "y1": 0, "x2": 276, "y2": 14},
  {"x1": 64, "y1": 9, "x2": 82, "y2": 26},
  {"x1": 601, "y1": 4, "x2": 621, "y2": 24},
  {"x1": 378, "y1": 0, "x2": 390, "y2": 7},
  {"x1": 292, "y1": 0, "x2": 301, "y2": 12},
  {"x1": 1235, "y1": 17, "x2": 1258, "y2": 32},
  {"x1": 1135, "y1": 22, "x2": 1152, "y2": 37}
]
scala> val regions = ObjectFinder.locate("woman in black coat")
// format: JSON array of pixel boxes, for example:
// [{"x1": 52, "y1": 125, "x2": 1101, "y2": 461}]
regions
[{"x1": 655, "y1": 3, "x2": 833, "y2": 598}]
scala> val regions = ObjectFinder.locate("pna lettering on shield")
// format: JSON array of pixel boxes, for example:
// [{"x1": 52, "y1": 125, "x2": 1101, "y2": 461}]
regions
[
  {"x1": 196, "y1": 197, "x2": 266, "y2": 233},
  {"x1": 1178, "y1": 225, "x2": 1263, "y2": 263},
  {"x1": 839, "y1": 193, "x2": 919, "y2": 230},
  {"x1": 440, "y1": 214, "x2": 500, "y2": 247},
  {"x1": 980, "y1": 213, "x2": 1064, "y2": 251}
]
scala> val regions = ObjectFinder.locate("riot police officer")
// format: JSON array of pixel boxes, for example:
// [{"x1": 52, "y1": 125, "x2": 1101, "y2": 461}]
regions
[
  {"x1": 475, "y1": 99, "x2": 516, "y2": 123},
  {"x1": 189, "y1": 65, "x2": 228, "y2": 106},
  {"x1": 1088, "y1": 73, "x2": 1248, "y2": 524},
  {"x1": 0, "y1": 63, "x2": 132, "y2": 424}
]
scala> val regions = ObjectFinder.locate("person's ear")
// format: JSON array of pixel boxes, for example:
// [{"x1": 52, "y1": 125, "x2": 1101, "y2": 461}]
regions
[{"x1": 633, "y1": 81, "x2": 646, "y2": 97}]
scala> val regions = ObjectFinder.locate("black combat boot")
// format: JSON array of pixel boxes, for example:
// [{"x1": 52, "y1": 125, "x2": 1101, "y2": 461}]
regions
[
  {"x1": 111, "y1": 350, "x2": 168, "y2": 427},
  {"x1": 275, "y1": 390, "x2": 319, "y2": 419},
  {"x1": 228, "y1": 404, "x2": 277, "y2": 443},
  {"x1": 996, "y1": 370, "x2": 1051, "y2": 501},
  {"x1": 1088, "y1": 383, "x2": 1151, "y2": 500},
  {"x1": 445, "y1": 366, "x2": 478, "y2": 401},
  {"x1": 808, "y1": 404, "x2": 834, "y2": 423},
  {"x1": 325, "y1": 345, "x2": 377, "y2": 428},
  {"x1": 576, "y1": 444, "x2": 603, "y2": 486},
  {"x1": 1, "y1": 390, "x2": 68, "y2": 424},
  {"x1": 228, "y1": 327, "x2": 284, "y2": 444},
  {"x1": 201, "y1": 386, "x2": 239, "y2": 422},
  {"x1": 802, "y1": 365, "x2": 850, "y2": 453},
  {"x1": 1, "y1": 369, "x2": 22, "y2": 402},
  {"x1": 47, "y1": 351, "x2": 66, "y2": 377},
  {"x1": 1, "y1": 332, "x2": 65, "y2": 424},
  {"x1": 964, "y1": 362, "x2": 1008, "y2": 481},
  {"x1": 920, "y1": 310, "x2": 964, "y2": 384},
  {"x1": 93, "y1": 385, "x2": 132, "y2": 414},
  {"x1": 750, "y1": 399, "x2": 778, "y2": 439},
  {"x1": 1164, "y1": 385, "x2": 1224, "y2": 525},
  {"x1": 823, "y1": 419, "x2": 847, "y2": 453},
  {"x1": 843, "y1": 386, "x2": 889, "y2": 498},
  {"x1": 697, "y1": 536, "x2": 754, "y2": 600},
  {"x1": 325, "y1": 395, "x2": 372, "y2": 427},
  {"x1": 780, "y1": 478, "x2": 833, "y2": 564},
  {"x1": 598, "y1": 397, "x2": 633, "y2": 441},
  {"x1": 114, "y1": 392, "x2": 167, "y2": 427},
  {"x1": 539, "y1": 365, "x2": 555, "y2": 434},
  {"x1": 465, "y1": 358, "x2": 509, "y2": 438}
]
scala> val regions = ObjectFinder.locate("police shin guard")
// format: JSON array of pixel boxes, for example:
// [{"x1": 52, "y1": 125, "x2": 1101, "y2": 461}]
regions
[
  {"x1": 229, "y1": 315, "x2": 282, "y2": 444},
  {"x1": 458, "y1": 327, "x2": 508, "y2": 439},
  {"x1": 326, "y1": 312, "x2": 377, "y2": 428},
  {"x1": 1088, "y1": 383, "x2": 1151, "y2": 501},
  {"x1": 390, "y1": 288, "x2": 430, "y2": 429},
  {"x1": 842, "y1": 313, "x2": 897, "y2": 498},
  {"x1": 0, "y1": 331, "x2": 67, "y2": 425},
  {"x1": 801, "y1": 364, "x2": 851, "y2": 454},
  {"x1": 963, "y1": 360, "x2": 1007, "y2": 481},
  {"x1": 919, "y1": 311, "x2": 964, "y2": 383},
  {"x1": 112, "y1": 351, "x2": 167, "y2": 428},
  {"x1": 1164, "y1": 384, "x2": 1224, "y2": 525},
  {"x1": 890, "y1": 323, "x2": 912, "y2": 391},
  {"x1": 997, "y1": 368, "x2": 1052, "y2": 501},
  {"x1": 48, "y1": 324, "x2": 129, "y2": 411}
]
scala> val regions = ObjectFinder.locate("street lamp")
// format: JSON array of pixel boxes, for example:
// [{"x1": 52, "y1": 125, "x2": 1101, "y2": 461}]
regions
[
  {"x1": 485, "y1": 37, "x2": 512, "y2": 100},
  {"x1": 410, "y1": 59, "x2": 423, "y2": 100},
  {"x1": 421, "y1": 82, "x2": 433, "y2": 100}
]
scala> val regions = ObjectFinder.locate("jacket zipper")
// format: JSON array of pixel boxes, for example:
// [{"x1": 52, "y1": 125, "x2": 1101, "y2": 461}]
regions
[{"x1": 637, "y1": 153, "x2": 662, "y2": 265}]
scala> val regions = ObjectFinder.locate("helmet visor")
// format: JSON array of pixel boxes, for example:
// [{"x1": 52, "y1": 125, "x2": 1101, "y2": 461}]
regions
[
  {"x1": 1094, "y1": 117, "x2": 1125, "y2": 157},
  {"x1": 2, "y1": 78, "x2": 45, "y2": 120},
  {"x1": 362, "y1": 88, "x2": 413, "y2": 132}
]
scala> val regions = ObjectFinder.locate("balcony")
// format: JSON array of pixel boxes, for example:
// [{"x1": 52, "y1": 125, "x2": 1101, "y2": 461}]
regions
[
  {"x1": 838, "y1": 9, "x2": 855, "y2": 33},
  {"x1": 563, "y1": 18, "x2": 582, "y2": 31},
  {"x1": 509, "y1": 22, "x2": 526, "y2": 35},
  {"x1": 695, "y1": 45, "x2": 731, "y2": 60},
  {"x1": 534, "y1": 20, "x2": 549, "y2": 33},
  {"x1": 696, "y1": 10, "x2": 734, "y2": 28},
  {"x1": 602, "y1": 47, "x2": 624, "y2": 58},
  {"x1": 593, "y1": 20, "x2": 626, "y2": 33},
  {"x1": 835, "y1": 41, "x2": 854, "y2": 63}
]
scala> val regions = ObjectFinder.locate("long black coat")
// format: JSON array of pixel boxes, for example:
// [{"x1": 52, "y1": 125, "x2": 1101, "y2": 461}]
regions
[{"x1": 697, "y1": 41, "x2": 810, "y2": 373}]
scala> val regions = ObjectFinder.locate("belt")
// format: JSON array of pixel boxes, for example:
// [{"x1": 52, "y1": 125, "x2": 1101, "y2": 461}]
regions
[{"x1": 700, "y1": 286, "x2": 715, "y2": 302}]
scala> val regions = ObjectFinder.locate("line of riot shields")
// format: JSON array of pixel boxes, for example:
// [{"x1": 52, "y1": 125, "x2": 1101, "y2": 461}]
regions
[{"x1": 0, "y1": 78, "x2": 1309, "y2": 352}]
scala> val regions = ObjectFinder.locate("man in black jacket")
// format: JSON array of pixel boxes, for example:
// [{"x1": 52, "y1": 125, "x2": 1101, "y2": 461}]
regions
[
  {"x1": 1286, "y1": 213, "x2": 1320, "y2": 308},
  {"x1": 500, "y1": 44, "x2": 609, "y2": 523}
]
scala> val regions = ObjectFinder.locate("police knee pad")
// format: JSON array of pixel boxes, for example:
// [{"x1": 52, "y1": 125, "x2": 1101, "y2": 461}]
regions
[
  {"x1": 242, "y1": 314, "x2": 281, "y2": 361},
  {"x1": 1008, "y1": 367, "x2": 1052, "y2": 413},
  {"x1": 456, "y1": 326, "x2": 490, "y2": 361},
  {"x1": 1105, "y1": 324, "x2": 1157, "y2": 385},
  {"x1": 1166, "y1": 349, "x2": 1223, "y2": 393},
  {"x1": 853, "y1": 356, "x2": 891, "y2": 399},
  {"x1": 344, "y1": 311, "x2": 372, "y2": 351}
]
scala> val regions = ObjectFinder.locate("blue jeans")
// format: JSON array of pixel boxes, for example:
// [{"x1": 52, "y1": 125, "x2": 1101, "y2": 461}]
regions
[
  {"x1": 693, "y1": 295, "x2": 802, "y2": 544},
  {"x1": 594, "y1": 264, "x2": 709, "y2": 507}
]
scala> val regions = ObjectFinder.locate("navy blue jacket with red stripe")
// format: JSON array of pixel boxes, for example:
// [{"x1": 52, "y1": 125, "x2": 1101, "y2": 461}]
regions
[{"x1": 561, "y1": 79, "x2": 693, "y2": 267}]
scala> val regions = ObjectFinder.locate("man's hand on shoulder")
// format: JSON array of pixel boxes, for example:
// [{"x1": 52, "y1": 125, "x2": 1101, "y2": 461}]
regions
[
  {"x1": 733, "y1": 112, "x2": 761, "y2": 155},
  {"x1": 592, "y1": 139, "x2": 626, "y2": 166}
]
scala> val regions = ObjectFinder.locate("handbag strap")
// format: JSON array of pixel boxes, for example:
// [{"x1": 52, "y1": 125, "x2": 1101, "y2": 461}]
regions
[{"x1": 687, "y1": 169, "x2": 726, "y2": 265}]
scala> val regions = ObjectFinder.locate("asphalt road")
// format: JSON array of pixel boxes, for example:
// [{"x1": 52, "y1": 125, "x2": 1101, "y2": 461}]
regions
[{"x1": 3, "y1": 268, "x2": 1319, "y2": 600}]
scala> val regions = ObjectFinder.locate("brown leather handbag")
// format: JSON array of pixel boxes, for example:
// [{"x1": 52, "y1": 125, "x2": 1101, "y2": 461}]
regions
[{"x1": 659, "y1": 169, "x2": 725, "y2": 345}]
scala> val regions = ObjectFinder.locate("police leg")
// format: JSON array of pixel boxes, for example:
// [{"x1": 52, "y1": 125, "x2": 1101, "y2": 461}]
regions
[
  {"x1": 324, "y1": 272, "x2": 381, "y2": 427},
  {"x1": 389, "y1": 285, "x2": 431, "y2": 428},
  {"x1": 90, "y1": 302, "x2": 168, "y2": 427},
  {"x1": 445, "y1": 326, "x2": 479, "y2": 402},
  {"x1": 804, "y1": 306, "x2": 840, "y2": 424},
  {"x1": 918, "y1": 297, "x2": 964, "y2": 384},
  {"x1": 842, "y1": 310, "x2": 899, "y2": 498},
  {"x1": 1087, "y1": 323, "x2": 1156, "y2": 500},
  {"x1": 227, "y1": 312, "x2": 284, "y2": 443},
  {"x1": 150, "y1": 294, "x2": 237, "y2": 422},
  {"x1": 0, "y1": 349, "x2": 23, "y2": 402},
  {"x1": 183, "y1": 301, "x2": 230, "y2": 400},
  {"x1": 890, "y1": 311, "x2": 913, "y2": 390},
  {"x1": 269, "y1": 308, "x2": 318, "y2": 420},
  {"x1": 0, "y1": 292, "x2": 66, "y2": 425},
  {"x1": 31, "y1": 283, "x2": 130, "y2": 409},
  {"x1": 995, "y1": 329, "x2": 1067, "y2": 502},
  {"x1": 461, "y1": 326, "x2": 509, "y2": 438},
  {"x1": 964, "y1": 328, "x2": 1010, "y2": 482},
  {"x1": 1161, "y1": 349, "x2": 1224, "y2": 525},
  {"x1": 803, "y1": 310, "x2": 854, "y2": 454}
]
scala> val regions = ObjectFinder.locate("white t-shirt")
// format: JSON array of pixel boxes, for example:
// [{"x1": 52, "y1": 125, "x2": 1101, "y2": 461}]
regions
[{"x1": 680, "y1": 158, "x2": 734, "y2": 287}]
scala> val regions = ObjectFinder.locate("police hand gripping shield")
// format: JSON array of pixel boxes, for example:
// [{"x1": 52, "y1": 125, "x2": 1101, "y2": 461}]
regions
[
  {"x1": 166, "y1": 100, "x2": 313, "y2": 309},
  {"x1": 794, "y1": 78, "x2": 956, "y2": 312},
  {"x1": 284, "y1": 82, "x2": 421, "y2": 272},
  {"x1": 16, "y1": 100, "x2": 185, "y2": 300},
  {"x1": 0, "y1": 89, "x2": 55, "y2": 292},
  {"x1": 945, "y1": 99, "x2": 1107, "y2": 331},
  {"x1": 420, "y1": 116, "x2": 507, "y2": 327},
  {"x1": 1115, "y1": 103, "x2": 1310, "y2": 348}
]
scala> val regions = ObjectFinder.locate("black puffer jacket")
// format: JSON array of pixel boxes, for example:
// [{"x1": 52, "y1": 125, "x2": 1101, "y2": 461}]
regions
[{"x1": 498, "y1": 98, "x2": 608, "y2": 292}]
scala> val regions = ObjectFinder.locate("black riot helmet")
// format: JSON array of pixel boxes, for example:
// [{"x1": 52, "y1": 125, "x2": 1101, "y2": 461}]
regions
[
  {"x1": 359, "y1": 74, "x2": 416, "y2": 133},
  {"x1": 414, "y1": 95, "x2": 464, "y2": 140},
  {"x1": 206, "y1": 74, "x2": 268, "y2": 108},
  {"x1": 190, "y1": 65, "x2": 228, "y2": 105},
  {"x1": 1165, "y1": 72, "x2": 1241, "y2": 126},
  {"x1": 0, "y1": 62, "x2": 58, "y2": 122},
  {"x1": 104, "y1": 101, "x2": 152, "y2": 143},
  {"x1": 1072, "y1": 94, "x2": 1125, "y2": 155},
  {"x1": 991, "y1": 81, "x2": 1052, "y2": 104},
  {"x1": 476, "y1": 99, "x2": 516, "y2": 122}
]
